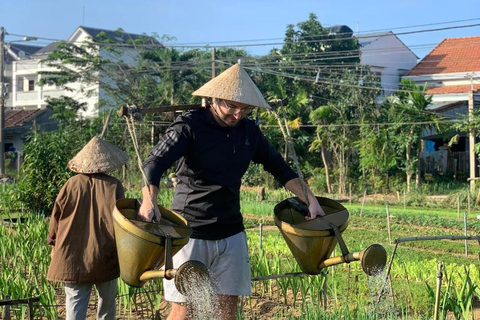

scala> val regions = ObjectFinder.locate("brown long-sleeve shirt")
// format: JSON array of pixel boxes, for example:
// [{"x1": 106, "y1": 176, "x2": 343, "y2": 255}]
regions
[{"x1": 47, "y1": 173, "x2": 124, "y2": 284}]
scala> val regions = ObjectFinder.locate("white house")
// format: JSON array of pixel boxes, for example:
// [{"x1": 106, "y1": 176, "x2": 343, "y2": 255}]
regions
[
  {"x1": 358, "y1": 31, "x2": 418, "y2": 96},
  {"x1": 327, "y1": 26, "x2": 418, "y2": 96},
  {"x1": 5, "y1": 26, "x2": 160, "y2": 118}
]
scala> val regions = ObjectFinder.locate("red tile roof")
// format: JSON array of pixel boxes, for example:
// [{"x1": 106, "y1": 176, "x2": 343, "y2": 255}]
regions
[
  {"x1": 426, "y1": 84, "x2": 480, "y2": 94},
  {"x1": 407, "y1": 36, "x2": 480, "y2": 76},
  {"x1": 5, "y1": 108, "x2": 47, "y2": 128}
]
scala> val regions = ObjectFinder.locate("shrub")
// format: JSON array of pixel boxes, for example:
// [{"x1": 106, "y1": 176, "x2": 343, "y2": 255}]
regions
[{"x1": 19, "y1": 130, "x2": 79, "y2": 215}]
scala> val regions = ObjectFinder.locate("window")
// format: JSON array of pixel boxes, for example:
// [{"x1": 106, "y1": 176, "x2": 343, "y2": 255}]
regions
[{"x1": 28, "y1": 80, "x2": 35, "y2": 91}]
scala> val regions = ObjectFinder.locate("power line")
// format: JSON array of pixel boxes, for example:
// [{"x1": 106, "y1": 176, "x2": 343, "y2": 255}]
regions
[{"x1": 5, "y1": 20, "x2": 480, "y2": 51}]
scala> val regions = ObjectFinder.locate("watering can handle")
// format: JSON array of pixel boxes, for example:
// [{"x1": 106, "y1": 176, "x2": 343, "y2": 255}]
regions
[
  {"x1": 330, "y1": 223, "x2": 350, "y2": 257},
  {"x1": 286, "y1": 198, "x2": 310, "y2": 216},
  {"x1": 287, "y1": 198, "x2": 350, "y2": 257}
]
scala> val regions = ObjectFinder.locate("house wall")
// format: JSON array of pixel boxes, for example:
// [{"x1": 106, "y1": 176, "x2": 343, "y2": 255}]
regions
[
  {"x1": 404, "y1": 72, "x2": 480, "y2": 103},
  {"x1": 6, "y1": 27, "x2": 143, "y2": 118},
  {"x1": 361, "y1": 33, "x2": 418, "y2": 95},
  {"x1": 9, "y1": 58, "x2": 100, "y2": 117}
]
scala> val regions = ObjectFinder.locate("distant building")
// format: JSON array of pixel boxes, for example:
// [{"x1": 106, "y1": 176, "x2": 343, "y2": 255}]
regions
[
  {"x1": 4, "y1": 107, "x2": 56, "y2": 154},
  {"x1": 3, "y1": 26, "x2": 159, "y2": 154},
  {"x1": 4, "y1": 26, "x2": 160, "y2": 118},
  {"x1": 327, "y1": 26, "x2": 419, "y2": 97},
  {"x1": 403, "y1": 36, "x2": 480, "y2": 176},
  {"x1": 358, "y1": 31, "x2": 418, "y2": 96}
]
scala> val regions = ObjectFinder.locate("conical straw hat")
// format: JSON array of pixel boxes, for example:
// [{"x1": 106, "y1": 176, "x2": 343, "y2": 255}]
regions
[
  {"x1": 192, "y1": 62, "x2": 271, "y2": 109},
  {"x1": 68, "y1": 136, "x2": 129, "y2": 174}
]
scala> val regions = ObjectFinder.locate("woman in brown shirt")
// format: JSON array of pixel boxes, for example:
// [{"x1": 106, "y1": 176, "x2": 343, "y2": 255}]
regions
[{"x1": 47, "y1": 136, "x2": 129, "y2": 320}]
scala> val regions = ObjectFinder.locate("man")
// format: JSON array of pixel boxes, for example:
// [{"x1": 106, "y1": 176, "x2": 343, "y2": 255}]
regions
[
  {"x1": 47, "y1": 136, "x2": 129, "y2": 320},
  {"x1": 139, "y1": 62, "x2": 324, "y2": 320}
]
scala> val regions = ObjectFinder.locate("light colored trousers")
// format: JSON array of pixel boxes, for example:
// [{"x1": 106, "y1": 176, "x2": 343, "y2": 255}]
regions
[{"x1": 64, "y1": 278, "x2": 117, "y2": 320}]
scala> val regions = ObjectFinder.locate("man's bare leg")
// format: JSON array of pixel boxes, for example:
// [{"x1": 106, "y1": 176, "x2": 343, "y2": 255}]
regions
[
  {"x1": 166, "y1": 295, "x2": 238, "y2": 320},
  {"x1": 166, "y1": 302, "x2": 188, "y2": 320}
]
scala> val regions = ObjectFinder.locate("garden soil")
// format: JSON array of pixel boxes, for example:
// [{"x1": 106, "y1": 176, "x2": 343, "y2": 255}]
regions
[
  {"x1": 51, "y1": 291, "x2": 480, "y2": 319},
  {"x1": 53, "y1": 290, "x2": 291, "y2": 319}
]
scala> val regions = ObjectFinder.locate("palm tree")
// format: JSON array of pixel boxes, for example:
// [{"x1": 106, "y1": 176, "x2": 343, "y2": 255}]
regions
[{"x1": 392, "y1": 78, "x2": 443, "y2": 192}]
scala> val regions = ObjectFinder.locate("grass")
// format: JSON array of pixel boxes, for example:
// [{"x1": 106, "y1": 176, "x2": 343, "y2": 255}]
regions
[{"x1": 2, "y1": 182, "x2": 480, "y2": 319}]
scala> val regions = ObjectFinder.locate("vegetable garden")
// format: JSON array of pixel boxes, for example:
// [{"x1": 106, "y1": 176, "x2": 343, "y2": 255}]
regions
[{"x1": 2, "y1": 187, "x2": 480, "y2": 319}]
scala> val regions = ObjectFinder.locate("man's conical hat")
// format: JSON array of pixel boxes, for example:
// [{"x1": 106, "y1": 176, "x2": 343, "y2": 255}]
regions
[
  {"x1": 68, "y1": 136, "x2": 129, "y2": 174},
  {"x1": 192, "y1": 62, "x2": 271, "y2": 109}
]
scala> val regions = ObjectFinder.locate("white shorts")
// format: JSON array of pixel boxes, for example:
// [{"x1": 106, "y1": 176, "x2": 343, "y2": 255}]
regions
[{"x1": 163, "y1": 231, "x2": 251, "y2": 302}]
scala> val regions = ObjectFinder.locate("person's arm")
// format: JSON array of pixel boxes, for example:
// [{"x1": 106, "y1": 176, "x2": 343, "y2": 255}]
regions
[
  {"x1": 138, "y1": 118, "x2": 193, "y2": 222},
  {"x1": 47, "y1": 184, "x2": 68, "y2": 246},
  {"x1": 138, "y1": 184, "x2": 161, "y2": 221},
  {"x1": 284, "y1": 178, "x2": 325, "y2": 220},
  {"x1": 47, "y1": 181, "x2": 69, "y2": 258}
]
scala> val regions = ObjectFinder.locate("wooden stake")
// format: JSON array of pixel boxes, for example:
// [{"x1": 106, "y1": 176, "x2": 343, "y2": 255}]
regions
[
  {"x1": 464, "y1": 212, "x2": 468, "y2": 257},
  {"x1": 458, "y1": 195, "x2": 460, "y2": 220},
  {"x1": 386, "y1": 203, "x2": 392, "y2": 244},
  {"x1": 360, "y1": 189, "x2": 367, "y2": 217}
]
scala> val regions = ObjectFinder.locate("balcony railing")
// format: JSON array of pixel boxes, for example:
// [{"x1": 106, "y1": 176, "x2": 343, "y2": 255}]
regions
[{"x1": 16, "y1": 91, "x2": 38, "y2": 101}]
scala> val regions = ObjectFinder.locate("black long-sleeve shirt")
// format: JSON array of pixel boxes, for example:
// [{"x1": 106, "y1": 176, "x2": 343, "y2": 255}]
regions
[{"x1": 143, "y1": 107, "x2": 297, "y2": 240}]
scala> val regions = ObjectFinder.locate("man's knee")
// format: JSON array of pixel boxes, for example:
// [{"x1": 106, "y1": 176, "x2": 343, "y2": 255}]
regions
[{"x1": 167, "y1": 302, "x2": 188, "y2": 320}]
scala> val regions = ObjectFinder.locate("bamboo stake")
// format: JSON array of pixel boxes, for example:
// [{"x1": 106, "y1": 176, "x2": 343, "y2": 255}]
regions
[
  {"x1": 271, "y1": 106, "x2": 310, "y2": 209},
  {"x1": 457, "y1": 195, "x2": 460, "y2": 220},
  {"x1": 99, "y1": 109, "x2": 113, "y2": 139},
  {"x1": 259, "y1": 223, "x2": 263, "y2": 251},
  {"x1": 434, "y1": 262, "x2": 445, "y2": 320},
  {"x1": 388, "y1": 273, "x2": 395, "y2": 308},
  {"x1": 464, "y1": 212, "x2": 468, "y2": 257},
  {"x1": 349, "y1": 183, "x2": 352, "y2": 204},
  {"x1": 386, "y1": 203, "x2": 392, "y2": 244},
  {"x1": 3, "y1": 295, "x2": 10, "y2": 320},
  {"x1": 468, "y1": 191, "x2": 471, "y2": 215},
  {"x1": 360, "y1": 189, "x2": 367, "y2": 217},
  {"x1": 395, "y1": 235, "x2": 480, "y2": 243},
  {"x1": 322, "y1": 272, "x2": 328, "y2": 310}
]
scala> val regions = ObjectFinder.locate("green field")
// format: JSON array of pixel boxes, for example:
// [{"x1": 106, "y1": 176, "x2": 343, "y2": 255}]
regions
[{"x1": 1, "y1": 189, "x2": 480, "y2": 319}]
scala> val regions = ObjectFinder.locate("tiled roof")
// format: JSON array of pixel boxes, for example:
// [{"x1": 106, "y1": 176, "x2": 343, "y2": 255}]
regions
[
  {"x1": 5, "y1": 108, "x2": 47, "y2": 128},
  {"x1": 426, "y1": 84, "x2": 480, "y2": 94},
  {"x1": 407, "y1": 36, "x2": 480, "y2": 76}
]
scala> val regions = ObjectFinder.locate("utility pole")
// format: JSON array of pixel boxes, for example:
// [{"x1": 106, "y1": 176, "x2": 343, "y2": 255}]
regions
[
  {"x1": 467, "y1": 73, "x2": 477, "y2": 192},
  {"x1": 469, "y1": 90, "x2": 475, "y2": 192},
  {"x1": 0, "y1": 27, "x2": 5, "y2": 176},
  {"x1": 211, "y1": 47, "x2": 216, "y2": 79}
]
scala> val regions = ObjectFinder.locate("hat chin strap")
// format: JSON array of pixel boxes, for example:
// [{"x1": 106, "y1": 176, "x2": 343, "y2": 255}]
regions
[{"x1": 209, "y1": 103, "x2": 231, "y2": 127}]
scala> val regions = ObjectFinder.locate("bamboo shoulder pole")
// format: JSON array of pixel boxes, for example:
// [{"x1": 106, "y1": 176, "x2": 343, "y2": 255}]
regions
[{"x1": 395, "y1": 235, "x2": 480, "y2": 244}]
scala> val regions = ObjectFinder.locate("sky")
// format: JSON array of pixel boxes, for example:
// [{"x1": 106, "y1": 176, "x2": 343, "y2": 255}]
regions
[{"x1": 1, "y1": 0, "x2": 480, "y2": 60}]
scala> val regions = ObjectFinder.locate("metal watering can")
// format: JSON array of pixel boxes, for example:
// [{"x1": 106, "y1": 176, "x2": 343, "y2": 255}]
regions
[
  {"x1": 113, "y1": 199, "x2": 208, "y2": 294},
  {"x1": 274, "y1": 197, "x2": 386, "y2": 276}
]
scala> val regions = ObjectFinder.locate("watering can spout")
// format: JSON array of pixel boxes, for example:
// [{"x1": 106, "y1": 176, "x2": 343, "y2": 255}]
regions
[
  {"x1": 274, "y1": 197, "x2": 387, "y2": 276},
  {"x1": 319, "y1": 244, "x2": 387, "y2": 276},
  {"x1": 113, "y1": 199, "x2": 209, "y2": 293}
]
